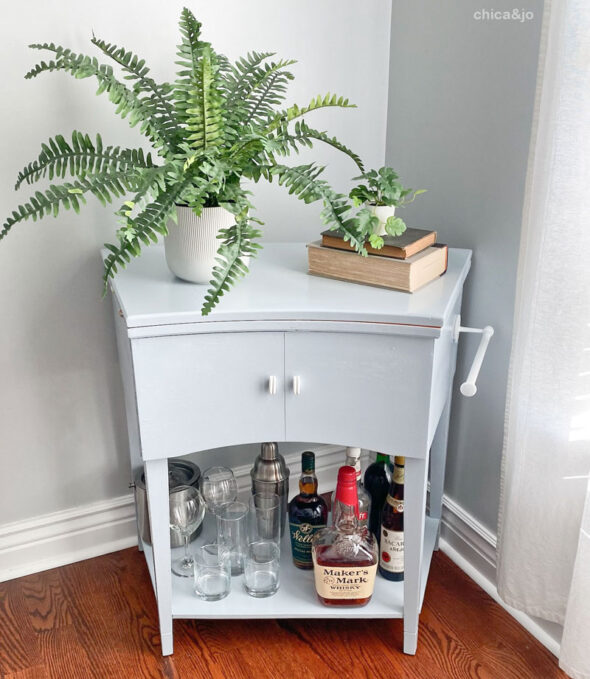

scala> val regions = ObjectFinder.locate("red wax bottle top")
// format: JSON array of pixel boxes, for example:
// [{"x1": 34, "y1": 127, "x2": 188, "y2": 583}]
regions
[{"x1": 335, "y1": 466, "x2": 358, "y2": 507}]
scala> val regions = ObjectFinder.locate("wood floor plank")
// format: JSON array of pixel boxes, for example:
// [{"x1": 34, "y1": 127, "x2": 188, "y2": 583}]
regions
[
  {"x1": 0, "y1": 581, "x2": 42, "y2": 675},
  {"x1": 3, "y1": 666, "x2": 49, "y2": 679},
  {"x1": 20, "y1": 569, "x2": 71, "y2": 632},
  {"x1": 36, "y1": 626, "x2": 95, "y2": 679},
  {"x1": 423, "y1": 554, "x2": 564, "y2": 678},
  {"x1": 0, "y1": 548, "x2": 568, "y2": 679}
]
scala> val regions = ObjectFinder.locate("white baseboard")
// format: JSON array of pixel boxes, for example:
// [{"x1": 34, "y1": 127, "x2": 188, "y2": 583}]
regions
[
  {"x1": 0, "y1": 494, "x2": 138, "y2": 583},
  {"x1": 437, "y1": 494, "x2": 562, "y2": 657},
  {"x1": 0, "y1": 444, "x2": 353, "y2": 584}
]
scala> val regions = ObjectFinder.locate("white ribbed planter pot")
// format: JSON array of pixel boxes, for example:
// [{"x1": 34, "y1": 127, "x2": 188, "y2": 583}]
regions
[
  {"x1": 164, "y1": 206, "x2": 235, "y2": 284},
  {"x1": 368, "y1": 204, "x2": 396, "y2": 235}
]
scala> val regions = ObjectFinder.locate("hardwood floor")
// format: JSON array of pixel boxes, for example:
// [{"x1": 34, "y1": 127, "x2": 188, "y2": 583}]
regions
[{"x1": 0, "y1": 548, "x2": 566, "y2": 679}]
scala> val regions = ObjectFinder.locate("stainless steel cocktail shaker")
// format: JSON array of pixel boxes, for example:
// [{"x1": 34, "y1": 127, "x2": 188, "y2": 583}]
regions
[{"x1": 250, "y1": 442, "x2": 290, "y2": 537}]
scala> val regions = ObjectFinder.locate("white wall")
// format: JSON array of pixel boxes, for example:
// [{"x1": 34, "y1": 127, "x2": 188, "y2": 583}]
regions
[
  {"x1": 385, "y1": 0, "x2": 544, "y2": 531},
  {"x1": 0, "y1": 1, "x2": 391, "y2": 524}
]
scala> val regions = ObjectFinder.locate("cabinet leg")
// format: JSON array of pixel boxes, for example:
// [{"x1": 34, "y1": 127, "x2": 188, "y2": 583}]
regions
[
  {"x1": 403, "y1": 455, "x2": 428, "y2": 654},
  {"x1": 144, "y1": 459, "x2": 174, "y2": 656},
  {"x1": 429, "y1": 387, "x2": 452, "y2": 550}
]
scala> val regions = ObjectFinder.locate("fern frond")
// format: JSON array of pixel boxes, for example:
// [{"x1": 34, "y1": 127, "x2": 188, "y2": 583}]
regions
[
  {"x1": 268, "y1": 163, "x2": 367, "y2": 254},
  {"x1": 201, "y1": 217, "x2": 262, "y2": 316},
  {"x1": 15, "y1": 132, "x2": 156, "y2": 189},
  {"x1": 26, "y1": 43, "x2": 175, "y2": 152},
  {"x1": 90, "y1": 36, "x2": 178, "y2": 147},
  {"x1": 173, "y1": 9, "x2": 224, "y2": 151},
  {"x1": 185, "y1": 47, "x2": 225, "y2": 151},
  {"x1": 222, "y1": 53, "x2": 296, "y2": 134},
  {"x1": 222, "y1": 51, "x2": 275, "y2": 101},
  {"x1": 1, "y1": 170, "x2": 141, "y2": 240},
  {"x1": 264, "y1": 120, "x2": 364, "y2": 171},
  {"x1": 102, "y1": 179, "x2": 189, "y2": 288},
  {"x1": 266, "y1": 93, "x2": 356, "y2": 133},
  {"x1": 242, "y1": 65, "x2": 295, "y2": 128}
]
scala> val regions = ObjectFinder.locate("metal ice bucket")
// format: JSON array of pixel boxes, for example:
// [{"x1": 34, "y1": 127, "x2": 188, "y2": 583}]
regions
[{"x1": 133, "y1": 458, "x2": 202, "y2": 548}]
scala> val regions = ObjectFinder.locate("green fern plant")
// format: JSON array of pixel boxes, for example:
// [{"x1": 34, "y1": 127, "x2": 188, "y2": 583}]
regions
[{"x1": 2, "y1": 8, "x2": 368, "y2": 315}]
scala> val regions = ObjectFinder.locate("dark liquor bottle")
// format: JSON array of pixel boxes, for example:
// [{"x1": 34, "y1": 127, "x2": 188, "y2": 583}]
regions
[
  {"x1": 363, "y1": 452, "x2": 391, "y2": 541},
  {"x1": 379, "y1": 456, "x2": 405, "y2": 581},
  {"x1": 288, "y1": 451, "x2": 328, "y2": 569},
  {"x1": 312, "y1": 466, "x2": 378, "y2": 606}
]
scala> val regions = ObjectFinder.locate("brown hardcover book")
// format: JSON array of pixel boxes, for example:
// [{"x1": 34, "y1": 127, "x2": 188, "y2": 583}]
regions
[
  {"x1": 307, "y1": 241, "x2": 448, "y2": 293},
  {"x1": 321, "y1": 227, "x2": 437, "y2": 259}
]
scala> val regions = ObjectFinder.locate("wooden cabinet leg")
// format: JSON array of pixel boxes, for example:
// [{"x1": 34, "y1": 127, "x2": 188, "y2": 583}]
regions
[
  {"x1": 429, "y1": 386, "x2": 453, "y2": 550},
  {"x1": 144, "y1": 459, "x2": 174, "y2": 656},
  {"x1": 403, "y1": 455, "x2": 429, "y2": 654}
]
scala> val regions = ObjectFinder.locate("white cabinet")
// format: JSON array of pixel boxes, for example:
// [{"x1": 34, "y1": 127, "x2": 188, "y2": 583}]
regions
[{"x1": 107, "y1": 243, "x2": 474, "y2": 658}]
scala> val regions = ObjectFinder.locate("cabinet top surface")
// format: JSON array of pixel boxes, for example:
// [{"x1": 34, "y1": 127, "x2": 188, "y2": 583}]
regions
[{"x1": 106, "y1": 243, "x2": 471, "y2": 330}]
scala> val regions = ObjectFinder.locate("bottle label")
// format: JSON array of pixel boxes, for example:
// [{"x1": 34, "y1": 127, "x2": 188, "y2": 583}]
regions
[
  {"x1": 380, "y1": 528, "x2": 404, "y2": 573},
  {"x1": 289, "y1": 522, "x2": 325, "y2": 565},
  {"x1": 386, "y1": 496, "x2": 404, "y2": 513},
  {"x1": 393, "y1": 466, "x2": 404, "y2": 485},
  {"x1": 312, "y1": 554, "x2": 377, "y2": 600}
]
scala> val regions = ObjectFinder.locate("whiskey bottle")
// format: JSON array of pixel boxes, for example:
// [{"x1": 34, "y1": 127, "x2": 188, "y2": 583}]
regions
[
  {"x1": 288, "y1": 451, "x2": 328, "y2": 569},
  {"x1": 379, "y1": 456, "x2": 405, "y2": 581},
  {"x1": 363, "y1": 453, "x2": 391, "y2": 541},
  {"x1": 312, "y1": 466, "x2": 378, "y2": 607},
  {"x1": 330, "y1": 448, "x2": 371, "y2": 529}
]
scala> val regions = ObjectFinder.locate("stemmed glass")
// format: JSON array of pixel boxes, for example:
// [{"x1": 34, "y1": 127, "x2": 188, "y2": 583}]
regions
[
  {"x1": 169, "y1": 485, "x2": 206, "y2": 577},
  {"x1": 199, "y1": 467, "x2": 239, "y2": 515}
]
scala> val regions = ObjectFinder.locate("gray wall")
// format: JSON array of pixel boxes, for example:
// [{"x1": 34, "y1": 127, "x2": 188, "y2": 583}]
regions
[{"x1": 386, "y1": 0, "x2": 544, "y2": 531}]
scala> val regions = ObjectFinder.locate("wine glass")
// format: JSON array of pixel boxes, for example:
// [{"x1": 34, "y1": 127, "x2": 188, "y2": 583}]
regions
[
  {"x1": 169, "y1": 485, "x2": 206, "y2": 577},
  {"x1": 199, "y1": 467, "x2": 239, "y2": 515}
]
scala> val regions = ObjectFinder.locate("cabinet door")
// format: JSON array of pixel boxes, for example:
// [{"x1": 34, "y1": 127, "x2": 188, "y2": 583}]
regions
[
  {"x1": 284, "y1": 332, "x2": 434, "y2": 456},
  {"x1": 132, "y1": 332, "x2": 285, "y2": 459}
]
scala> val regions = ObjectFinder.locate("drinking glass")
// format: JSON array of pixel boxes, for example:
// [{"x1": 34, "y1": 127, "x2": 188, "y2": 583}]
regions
[
  {"x1": 199, "y1": 466, "x2": 239, "y2": 515},
  {"x1": 193, "y1": 544, "x2": 231, "y2": 601},
  {"x1": 169, "y1": 485, "x2": 206, "y2": 577},
  {"x1": 243, "y1": 493, "x2": 280, "y2": 597},
  {"x1": 216, "y1": 501, "x2": 248, "y2": 575}
]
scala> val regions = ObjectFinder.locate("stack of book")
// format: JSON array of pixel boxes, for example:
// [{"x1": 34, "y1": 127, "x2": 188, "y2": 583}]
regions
[{"x1": 307, "y1": 228, "x2": 448, "y2": 293}]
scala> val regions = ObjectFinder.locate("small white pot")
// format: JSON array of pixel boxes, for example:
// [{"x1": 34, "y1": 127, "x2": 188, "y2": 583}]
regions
[
  {"x1": 368, "y1": 204, "x2": 396, "y2": 236},
  {"x1": 164, "y1": 206, "x2": 235, "y2": 284}
]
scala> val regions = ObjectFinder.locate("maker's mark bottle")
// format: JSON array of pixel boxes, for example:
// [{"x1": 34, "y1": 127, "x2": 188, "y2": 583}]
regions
[
  {"x1": 379, "y1": 456, "x2": 405, "y2": 581},
  {"x1": 312, "y1": 466, "x2": 378, "y2": 606},
  {"x1": 330, "y1": 447, "x2": 371, "y2": 529}
]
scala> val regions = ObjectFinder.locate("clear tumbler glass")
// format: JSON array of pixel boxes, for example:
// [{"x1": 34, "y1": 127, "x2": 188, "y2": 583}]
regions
[
  {"x1": 216, "y1": 501, "x2": 248, "y2": 576},
  {"x1": 243, "y1": 493, "x2": 281, "y2": 597}
]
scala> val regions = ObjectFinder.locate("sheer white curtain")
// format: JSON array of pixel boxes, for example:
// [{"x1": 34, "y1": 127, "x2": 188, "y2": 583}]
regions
[{"x1": 497, "y1": 1, "x2": 590, "y2": 678}]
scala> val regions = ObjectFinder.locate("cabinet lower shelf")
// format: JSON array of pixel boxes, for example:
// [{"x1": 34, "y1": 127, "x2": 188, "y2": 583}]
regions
[{"x1": 141, "y1": 516, "x2": 439, "y2": 620}]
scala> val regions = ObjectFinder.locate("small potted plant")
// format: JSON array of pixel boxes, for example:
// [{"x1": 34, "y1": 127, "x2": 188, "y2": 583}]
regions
[
  {"x1": 348, "y1": 167, "x2": 426, "y2": 250},
  {"x1": 1, "y1": 8, "x2": 366, "y2": 315}
]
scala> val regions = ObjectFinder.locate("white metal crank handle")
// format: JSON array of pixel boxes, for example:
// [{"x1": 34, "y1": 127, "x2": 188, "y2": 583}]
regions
[
  {"x1": 292, "y1": 375, "x2": 301, "y2": 395},
  {"x1": 460, "y1": 325, "x2": 494, "y2": 397},
  {"x1": 268, "y1": 375, "x2": 277, "y2": 395}
]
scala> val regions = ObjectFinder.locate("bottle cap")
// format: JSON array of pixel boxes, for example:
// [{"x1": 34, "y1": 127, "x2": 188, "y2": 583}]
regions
[
  {"x1": 301, "y1": 451, "x2": 315, "y2": 472},
  {"x1": 335, "y1": 465, "x2": 358, "y2": 507},
  {"x1": 394, "y1": 456, "x2": 405, "y2": 466},
  {"x1": 346, "y1": 447, "x2": 362, "y2": 460}
]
